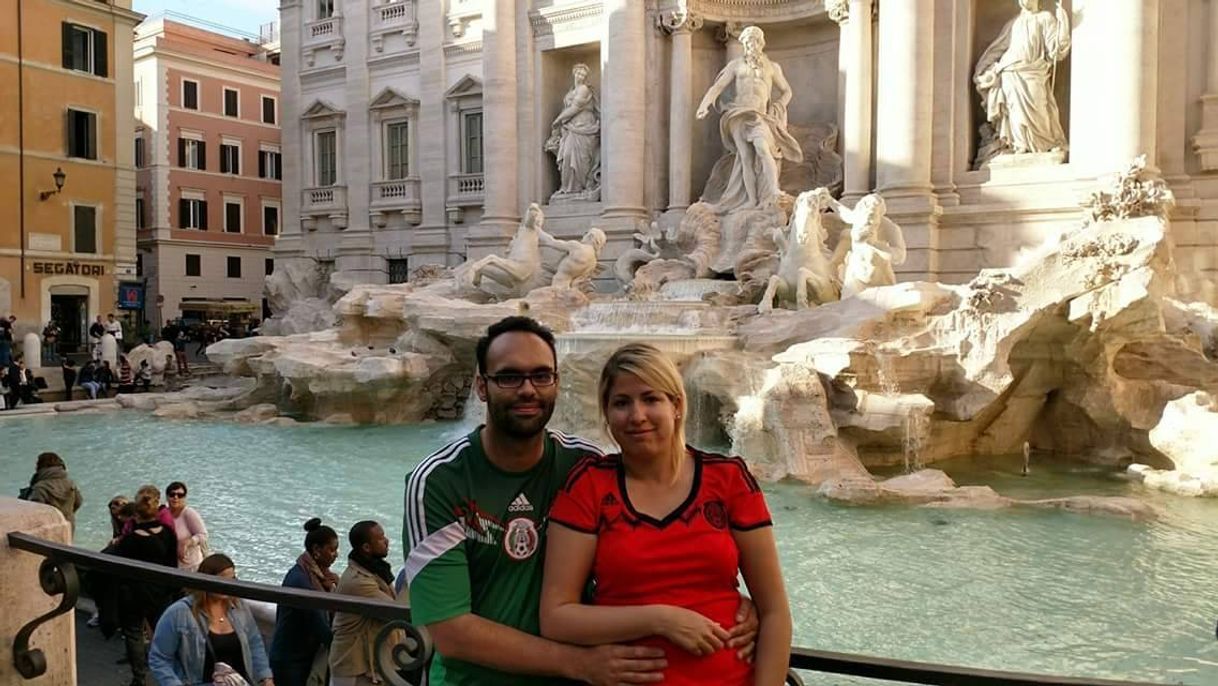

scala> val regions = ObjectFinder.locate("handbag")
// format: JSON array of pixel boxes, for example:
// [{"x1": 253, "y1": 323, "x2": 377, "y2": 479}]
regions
[{"x1": 197, "y1": 615, "x2": 252, "y2": 686}]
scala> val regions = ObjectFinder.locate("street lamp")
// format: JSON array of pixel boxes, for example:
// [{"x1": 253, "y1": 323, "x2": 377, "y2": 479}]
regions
[{"x1": 39, "y1": 168, "x2": 66, "y2": 201}]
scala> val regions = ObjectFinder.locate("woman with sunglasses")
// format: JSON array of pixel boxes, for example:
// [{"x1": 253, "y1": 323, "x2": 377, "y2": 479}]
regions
[{"x1": 166, "y1": 481, "x2": 209, "y2": 572}]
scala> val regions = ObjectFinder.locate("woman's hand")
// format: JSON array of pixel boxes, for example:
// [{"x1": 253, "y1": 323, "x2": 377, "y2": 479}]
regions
[{"x1": 655, "y1": 607, "x2": 729, "y2": 657}]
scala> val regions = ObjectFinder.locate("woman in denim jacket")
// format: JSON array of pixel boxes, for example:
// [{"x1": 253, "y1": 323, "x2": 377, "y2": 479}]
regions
[{"x1": 149, "y1": 554, "x2": 274, "y2": 685}]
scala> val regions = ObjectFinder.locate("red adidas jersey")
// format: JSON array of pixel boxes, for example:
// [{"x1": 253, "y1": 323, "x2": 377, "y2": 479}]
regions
[{"x1": 549, "y1": 447, "x2": 772, "y2": 686}]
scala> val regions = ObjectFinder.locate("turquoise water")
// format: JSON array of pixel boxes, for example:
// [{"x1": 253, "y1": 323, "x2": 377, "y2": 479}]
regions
[{"x1": 3, "y1": 412, "x2": 1216, "y2": 684}]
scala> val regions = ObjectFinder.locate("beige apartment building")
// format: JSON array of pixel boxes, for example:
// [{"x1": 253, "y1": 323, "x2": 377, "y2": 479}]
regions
[{"x1": 135, "y1": 17, "x2": 281, "y2": 329}]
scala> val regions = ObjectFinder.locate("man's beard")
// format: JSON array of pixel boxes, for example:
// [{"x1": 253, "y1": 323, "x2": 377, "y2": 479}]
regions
[{"x1": 487, "y1": 396, "x2": 556, "y2": 439}]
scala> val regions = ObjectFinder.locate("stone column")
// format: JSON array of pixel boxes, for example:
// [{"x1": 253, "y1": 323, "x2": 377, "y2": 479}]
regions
[
  {"x1": 834, "y1": 0, "x2": 875, "y2": 203},
  {"x1": 1070, "y1": 0, "x2": 1159, "y2": 175},
  {"x1": 478, "y1": 0, "x2": 520, "y2": 234},
  {"x1": 719, "y1": 22, "x2": 744, "y2": 61},
  {"x1": 601, "y1": 0, "x2": 648, "y2": 219},
  {"x1": 660, "y1": 8, "x2": 703, "y2": 212},
  {"x1": 874, "y1": 0, "x2": 938, "y2": 279},
  {"x1": 1193, "y1": 0, "x2": 1218, "y2": 170}
]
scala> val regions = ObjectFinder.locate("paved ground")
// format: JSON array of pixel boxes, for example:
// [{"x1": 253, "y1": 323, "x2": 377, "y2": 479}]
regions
[{"x1": 75, "y1": 606, "x2": 139, "y2": 686}]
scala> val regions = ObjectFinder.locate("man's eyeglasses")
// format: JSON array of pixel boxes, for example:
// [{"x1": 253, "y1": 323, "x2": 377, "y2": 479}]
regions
[
  {"x1": 483, "y1": 371, "x2": 558, "y2": 389},
  {"x1": 167, "y1": 492, "x2": 185, "y2": 499}
]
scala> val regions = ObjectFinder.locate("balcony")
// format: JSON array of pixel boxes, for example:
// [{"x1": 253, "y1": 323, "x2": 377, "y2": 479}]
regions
[
  {"x1": 371, "y1": 0, "x2": 419, "y2": 53},
  {"x1": 302, "y1": 185, "x2": 348, "y2": 230},
  {"x1": 445, "y1": 173, "x2": 484, "y2": 223},
  {"x1": 303, "y1": 14, "x2": 345, "y2": 67},
  {"x1": 370, "y1": 178, "x2": 422, "y2": 227}
]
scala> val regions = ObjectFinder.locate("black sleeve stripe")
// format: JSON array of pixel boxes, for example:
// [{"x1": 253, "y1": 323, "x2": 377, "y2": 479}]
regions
[
  {"x1": 561, "y1": 455, "x2": 617, "y2": 493},
  {"x1": 701, "y1": 453, "x2": 763, "y2": 493},
  {"x1": 730, "y1": 519, "x2": 773, "y2": 532},
  {"x1": 550, "y1": 516, "x2": 599, "y2": 535}
]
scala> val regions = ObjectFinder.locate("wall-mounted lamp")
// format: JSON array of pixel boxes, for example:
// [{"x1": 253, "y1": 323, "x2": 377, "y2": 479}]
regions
[{"x1": 39, "y1": 168, "x2": 67, "y2": 201}]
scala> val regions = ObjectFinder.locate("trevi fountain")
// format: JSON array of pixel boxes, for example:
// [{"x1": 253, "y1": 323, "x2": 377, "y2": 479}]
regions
[{"x1": 4, "y1": 1, "x2": 1218, "y2": 683}]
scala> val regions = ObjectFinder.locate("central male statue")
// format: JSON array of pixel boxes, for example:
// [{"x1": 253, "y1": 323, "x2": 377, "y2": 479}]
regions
[{"x1": 696, "y1": 25, "x2": 802, "y2": 212}]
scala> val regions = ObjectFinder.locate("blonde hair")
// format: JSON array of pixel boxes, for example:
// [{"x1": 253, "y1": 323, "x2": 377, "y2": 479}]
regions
[
  {"x1": 134, "y1": 484, "x2": 161, "y2": 521},
  {"x1": 598, "y1": 343, "x2": 688, "y2": 481}
]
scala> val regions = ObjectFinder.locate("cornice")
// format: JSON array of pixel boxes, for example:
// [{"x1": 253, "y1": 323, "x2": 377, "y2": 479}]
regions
[
  {"x1": 443, "y1": 40, "x2": 483, "y2": 60},
  {"x1": 689, "y1": 0, "x2": 824, "y2": 23},
  {"x1": 530, "y1": 2, "x2": 603, "y2": 37}
]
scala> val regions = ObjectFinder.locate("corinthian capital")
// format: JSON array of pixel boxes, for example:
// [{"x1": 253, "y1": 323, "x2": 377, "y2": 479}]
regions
[
  {"x1": 658, "y1": 7, "x2": 704, "y2": 35},
  {"x1": 827, "y1": 0, "x2": 851, "y2": 25}
]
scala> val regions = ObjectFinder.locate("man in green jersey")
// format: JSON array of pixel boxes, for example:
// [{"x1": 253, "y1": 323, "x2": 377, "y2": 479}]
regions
[{"x1": 404, "y1": 317, "x2": 756, "y2": 685}]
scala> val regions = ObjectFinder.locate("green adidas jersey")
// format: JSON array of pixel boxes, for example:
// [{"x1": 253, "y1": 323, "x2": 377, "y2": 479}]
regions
[{"x1": 404, "y1": 428, "x2": 602, "y2": 686}]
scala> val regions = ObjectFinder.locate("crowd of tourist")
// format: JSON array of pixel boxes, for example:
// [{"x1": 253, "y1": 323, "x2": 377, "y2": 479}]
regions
[{"x1": 13, "y1": 314, "x2": 790, "y2": 686}]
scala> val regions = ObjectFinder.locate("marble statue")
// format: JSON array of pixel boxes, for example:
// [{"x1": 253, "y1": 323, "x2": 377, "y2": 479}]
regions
[
  {"x1": 696, "y1": 25, "x2": 802, "y2": 212},
  {"x1": 545, "y1": 63, "x2": 601, "y2": 202},
  {"x1": 758, "y1": 189, "x2": 839, "y2": 314},
  {"x1": 824, "y1": 192, "x2": 907, "y2": 298},
  {"x1": 614, "y1": 222, "x2": 665, "y2": 287},
  {"x1": 543, "y1": 227, "x2": 607, "y2": 290},
  {"x1": 973, "y1": 0, "x2": 1072, "y2": 168},
  {"x1": 466, "y1": 203, "x2": 546, "y2": 297}
]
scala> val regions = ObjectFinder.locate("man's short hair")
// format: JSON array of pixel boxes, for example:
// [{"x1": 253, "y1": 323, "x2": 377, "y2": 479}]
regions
[
  {"x1": 475, "y1": 316, "x2": 557, "y2": 375},
  {"x1": 349, "y1": 519, "x2": 381, "y2": 550}
]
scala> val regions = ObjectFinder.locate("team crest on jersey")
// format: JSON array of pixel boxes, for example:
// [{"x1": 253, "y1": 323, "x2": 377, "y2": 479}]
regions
[
  {"x1": 504, "y1": 517, "x2": 540, "y2": 560},
  {"x1": 702, "y1": 500, "x2": 728, "y2": 530}
]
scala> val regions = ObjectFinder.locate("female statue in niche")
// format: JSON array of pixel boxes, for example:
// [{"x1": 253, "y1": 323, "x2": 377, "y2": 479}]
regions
[
  {"x1": 973, "y1": 0, "x2": 1072, "y2": 168},
  {"x1": 545, "y1": 63, "x2": 601, "y2": 202}
]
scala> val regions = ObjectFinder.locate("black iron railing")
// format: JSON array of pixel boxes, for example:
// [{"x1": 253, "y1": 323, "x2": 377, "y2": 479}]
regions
[{"x1": 7, "y1": 532, "x2": 1172, "y2": 686}]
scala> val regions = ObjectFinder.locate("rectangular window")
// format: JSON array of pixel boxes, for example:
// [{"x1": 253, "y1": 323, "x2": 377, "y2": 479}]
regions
[
  {"x1": 178, "y1": 197, "x2": 207, "y2": 229},
  {"x1": 134, "y1": 137, "x2": 145, "y2": 168},
  {"x1": 62, "y1": 23, "x2": 107, "y2": 77},
  {"x1": 263, "y1": 204, "x2": 279, "y2": 236},
  {"x1": 388, "y1": 259, "x2": 410, "y2": 284},
  {"x1": 315, "y1": 130, "x2": 337, "y2": 186},
  {"x1": 223, "y1": 88, "x2": 239, "y2": 117},
  {"x1": 135, "y1": 197, "x2": 145, "y2": 230},
  {"x1": 385, "y1": 121, "x2": 409, "y2": 180},
  {"x1": 67, "y1": 109, "x2": 98, "y2": 160},
  {"x1": 227, "y1": 256, "x2": 242, "y2": 279},
  {"x1": 178, "y1": 137, "x2": 206, "y2": 170},
  {"x1": 265, "y1": 258, "x2": 274, "y2": 276},
  {"x1": 259, "y1": 150, "x2": 282, "y2": 180},
  {"x1": 462, "y1": 110, "x2": 483, "y2": 174},
  {"x1": 73, "y1": 205, "x2": 97, "y2": 254},
  {"x1": 220, "y1": 143, "x2": 241, "y2": 175},
  {"x1": 185, "y1": 254, "x2": 201, "y2": 277},
  {"x1": 318, "y1": 0, "x2": 335, "y2": 19},
  {"x1": 261, "y1": 96, "x2": 276, "y2": 124},
  {"x1": 182, "y1": 79, "x2": 199, "y2": 110},
  {"x1": 224, "y1": 200, "x2": 242, "y2": 233}
]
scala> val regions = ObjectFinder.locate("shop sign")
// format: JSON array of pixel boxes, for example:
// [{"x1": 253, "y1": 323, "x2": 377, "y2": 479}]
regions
[
  {"x1": 118, "y1": 283, "x2": 144, "y2": 310},
  {"x1": 31, "y1": 261, "x2": 106, "y2": 276}
]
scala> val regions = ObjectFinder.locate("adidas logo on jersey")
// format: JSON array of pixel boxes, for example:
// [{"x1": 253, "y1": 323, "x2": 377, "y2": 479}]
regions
[{"x1": 508, "y1": 493, "x2": 534, "y2": 513}]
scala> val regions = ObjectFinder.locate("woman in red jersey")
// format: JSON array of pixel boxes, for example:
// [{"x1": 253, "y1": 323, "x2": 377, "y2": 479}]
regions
[{"x1": 540, "y1": 343, "x2": 791, "y2": 686}]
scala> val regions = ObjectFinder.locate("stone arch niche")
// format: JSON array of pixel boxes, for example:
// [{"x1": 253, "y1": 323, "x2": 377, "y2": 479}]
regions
[
  {"x1": 539, "y1": 42, "x2": 602, "y2": 204},
  {"x1": 968, "y1": 0, "x2": 1073, "y2": 169}
]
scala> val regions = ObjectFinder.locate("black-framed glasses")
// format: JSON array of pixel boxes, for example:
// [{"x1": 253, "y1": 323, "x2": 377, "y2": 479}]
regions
[
  {"x1": 483, "y1": 371, "x2": 558, "y2": 389},
  {"x1": 167, "y1": 492, "x2": 186, "y2": 499}
]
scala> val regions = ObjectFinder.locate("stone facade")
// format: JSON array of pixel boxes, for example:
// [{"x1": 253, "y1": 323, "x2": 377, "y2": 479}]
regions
[{"x1": 275, "y1": 0, "x2": 1218, "y2": 297}]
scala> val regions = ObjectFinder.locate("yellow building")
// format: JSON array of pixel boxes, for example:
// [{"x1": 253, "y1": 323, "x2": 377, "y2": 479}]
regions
[{"x1": 0, "y1": 0, "x2": 143, "y2": 353}]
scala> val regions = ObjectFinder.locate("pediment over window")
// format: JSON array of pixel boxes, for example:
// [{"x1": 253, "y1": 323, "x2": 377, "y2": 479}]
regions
[
  {"x1": 301, "y1": 100, "x2": 346, "y2": 120},
  {"x1": 370, "y1": 88, "x2": 421, "y2": 113},
  {"x1": 444, "y1": 74, "x2": 483, "y2": 100}
]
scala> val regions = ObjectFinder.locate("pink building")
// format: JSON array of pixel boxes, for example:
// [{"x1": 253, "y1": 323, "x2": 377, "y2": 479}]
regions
[{"x1": 134, "y1": 18, "x2": 281, "y2": 330}]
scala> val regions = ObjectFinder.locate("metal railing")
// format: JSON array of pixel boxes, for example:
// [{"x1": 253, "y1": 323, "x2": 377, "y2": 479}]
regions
[{"x1": 7, "y1": 532, "x2": 1171, "y2": 686}]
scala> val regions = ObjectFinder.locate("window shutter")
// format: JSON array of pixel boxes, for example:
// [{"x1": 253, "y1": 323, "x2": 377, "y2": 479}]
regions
[
  {"x1": 199, "y1": 201, "x2": 209, "y2": 230},
  {"x1": 220, "y1": 147, "x2": 228, "y2": 174},
  {"x1": 66, "y1": 111, "x2": 76, "y2": 157},
  {"x1": 62, "y1": 23, "x2": 73, "y2": 69},
  {"x1": 258, "y1": 151, "x2": 266, "y2": 179},
  {"x1": 198, "y1": 141, "x2": 207, "y2": 171},
  {"x1": 178, "y1": 198, "x2": 188, "y2": 228},
  {"x1": 87, "y1": 113, "x2": 97, "y2": 160},
  {"x1": 94, "y1": 30, "x2": 108, "y2": 78},
  {"x1": 178, "y1": 138, "x2": 186, "y2": 167}
]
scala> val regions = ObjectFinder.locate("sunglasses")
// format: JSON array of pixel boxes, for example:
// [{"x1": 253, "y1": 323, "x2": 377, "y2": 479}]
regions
[{"x1": 167, "y1": 492, "x2": 186, "y2": 498}]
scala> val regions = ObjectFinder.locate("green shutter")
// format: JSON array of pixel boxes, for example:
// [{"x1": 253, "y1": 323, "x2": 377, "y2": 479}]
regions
[
  {"x1": 198, "y1": 141, "x2": 207, "y2": 171},
  {"x1": 62, "y1": 23, "x2": 73, "y2": 69},
  {"x1": 94, "y1": 30, "x2": 108, "y2": 78}
]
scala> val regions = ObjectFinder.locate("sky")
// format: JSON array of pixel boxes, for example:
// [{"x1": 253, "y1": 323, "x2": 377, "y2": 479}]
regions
[{"x1": 133, "y1": 0, "x2": 280, "y2": 38}]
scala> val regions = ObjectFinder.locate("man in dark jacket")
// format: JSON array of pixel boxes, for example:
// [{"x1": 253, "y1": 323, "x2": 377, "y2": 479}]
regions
[{"x1": 21, "y1": 452, "x2": 83, "y2": 534}]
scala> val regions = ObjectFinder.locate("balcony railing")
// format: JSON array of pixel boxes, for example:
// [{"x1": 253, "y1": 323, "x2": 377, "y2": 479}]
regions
[
  {"x1": 446, "y1": 172, "x2": 485, "y2": 206},
  {"x1": 370, "y1": 0, "x2": 419, "y2": 51},
  {"x1": 303, "y1": 185, "x2": 348, "y2": 213},
  {"x1": 304, "y1": 15, "x2": 342, "y2": 45},
  {"x1": 371, "y1": 178, "x2": 422, "y2": 226},
  {"x1": 7, "y1": 531, "x2": 1173, "y2": 686}
]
